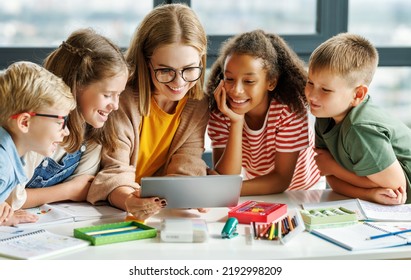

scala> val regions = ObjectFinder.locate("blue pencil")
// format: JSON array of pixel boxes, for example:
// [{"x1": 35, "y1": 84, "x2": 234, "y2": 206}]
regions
[
  {"x1": 366, "y1": 228, "x2": 411, "y2": 240},
  {"x1": 92, "y1": 228, "x2": 143, "y2": 237}
]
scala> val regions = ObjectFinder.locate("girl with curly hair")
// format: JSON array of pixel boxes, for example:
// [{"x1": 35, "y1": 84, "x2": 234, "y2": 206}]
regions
[{"x1": 207, "y1": 30, "x2": 322, "y2": 195}]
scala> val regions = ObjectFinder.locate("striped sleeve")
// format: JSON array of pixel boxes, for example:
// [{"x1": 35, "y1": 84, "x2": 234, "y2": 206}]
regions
[{"x1": 207, "y1": 111, "x2": 230, "y2": 148}]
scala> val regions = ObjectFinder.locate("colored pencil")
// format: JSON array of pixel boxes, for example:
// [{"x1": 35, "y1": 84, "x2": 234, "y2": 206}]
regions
[
  {"x1": 86, "y1": 226, "x2": 139, "y2": 236},
  {"x1": 366, "y1": 228, "x2": 411, "y2": 240}
]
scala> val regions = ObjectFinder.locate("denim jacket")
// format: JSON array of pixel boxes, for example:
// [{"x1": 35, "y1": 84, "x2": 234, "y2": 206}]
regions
[{"x1": 26, "y1": 144, "x2": 86, "y2": 188}]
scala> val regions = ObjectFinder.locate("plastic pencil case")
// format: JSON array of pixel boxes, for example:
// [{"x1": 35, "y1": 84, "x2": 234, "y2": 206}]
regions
[
  {"x1": 300, "y1": 207, "x2": 358, "y2": 231},
  {"x1": 228, "y1": 200, "x2": 288, "y2": 224},
  {"x1": 248, "y1": 208, "x2": 305, "y2": 245},
  {"x1": 74, "y1": 221, "x2": 157, "y2": 246}
]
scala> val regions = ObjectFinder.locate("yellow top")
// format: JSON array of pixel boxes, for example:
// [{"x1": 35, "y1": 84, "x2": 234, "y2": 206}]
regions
[{"x1": 135, "y1": 95, "x2": 188, "y2": 183}]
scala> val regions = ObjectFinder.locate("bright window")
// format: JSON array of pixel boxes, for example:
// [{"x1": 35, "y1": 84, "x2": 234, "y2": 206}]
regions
[
  {"x1": 192, "y1": 0, "x2": 316, "y2": 35},
  {"x1": 348, "y1": 0, "x2": 411, "y2": 46},
  {"x1": 370, "y1": 67, "x2": 411, "y2": 126},
  {"x1": 0, "y1": 0, "x2": 153, "y2": 47}
]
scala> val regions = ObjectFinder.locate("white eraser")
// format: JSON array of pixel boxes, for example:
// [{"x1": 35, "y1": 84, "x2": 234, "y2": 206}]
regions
[{"x1": 160, "y1": 218, "x2": 208, "y2": 243}]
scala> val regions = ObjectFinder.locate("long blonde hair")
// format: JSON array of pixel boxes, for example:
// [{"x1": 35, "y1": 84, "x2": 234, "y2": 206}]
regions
[
  {"x1": 0, "y1": 61, "x2": 74, "y2": 126},
  {"x1": 44, "y1": 28, "x2": 128, "y2": 153},
  {"x1": 126, "y1": 3, "x2": 207, "y2": 116}
]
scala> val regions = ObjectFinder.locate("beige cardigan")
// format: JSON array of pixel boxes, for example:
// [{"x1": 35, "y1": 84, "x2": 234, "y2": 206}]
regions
[{"x1": 87, "y1": 87, "x2": 210, "y2": 204}]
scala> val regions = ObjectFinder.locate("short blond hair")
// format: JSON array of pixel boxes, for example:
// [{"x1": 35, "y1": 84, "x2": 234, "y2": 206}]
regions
[
  {"x1": 0, "y1": 61, "x2": 75, "y2": 126},
  {"x1": 309, "y1": 33, "x2": 379, "y2": 86}
]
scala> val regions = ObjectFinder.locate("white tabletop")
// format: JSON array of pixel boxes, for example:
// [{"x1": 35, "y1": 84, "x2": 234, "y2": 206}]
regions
[{"x1": 10, "y1": 189, "x2": 411, "y2": 260}]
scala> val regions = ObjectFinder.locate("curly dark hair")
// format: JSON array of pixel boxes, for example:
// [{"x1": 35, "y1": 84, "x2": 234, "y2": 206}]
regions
[{"x1": 206, "y1": 29, "x2": 307, "y2": 115}]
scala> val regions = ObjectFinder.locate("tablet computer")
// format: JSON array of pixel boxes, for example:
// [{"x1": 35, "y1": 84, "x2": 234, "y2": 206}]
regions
[{"x1": 140, "y1": 175, "x2": 242, "y2": 208}]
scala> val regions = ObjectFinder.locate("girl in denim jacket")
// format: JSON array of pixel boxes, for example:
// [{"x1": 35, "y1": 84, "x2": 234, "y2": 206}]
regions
[{"x1": 20, "y1": 28, "x2": 129, "y2": 208}]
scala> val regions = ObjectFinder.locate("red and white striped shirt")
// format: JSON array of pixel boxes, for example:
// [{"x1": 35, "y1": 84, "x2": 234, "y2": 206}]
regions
[{"x1": 208, "y1": 99, "x2": 320, "y2": 190}]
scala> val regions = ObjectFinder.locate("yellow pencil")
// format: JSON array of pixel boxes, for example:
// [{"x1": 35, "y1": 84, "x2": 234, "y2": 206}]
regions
[
  {"x1": 86, "y1": 226, "x2": 138, "y2": 236},
  {"x1": 287, "y1": 215, "x2": 294, "y2": 231},
  {"x1": 260, "y1": 224, "x2": 272, "y2": 238},
  {"x1": 268, "y1": 223, "x2": 275, "y2": 240}
]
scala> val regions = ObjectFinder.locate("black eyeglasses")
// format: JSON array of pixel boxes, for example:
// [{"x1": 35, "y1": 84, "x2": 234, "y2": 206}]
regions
[
  {"x1": 149, "y1": 61, "x2": 203, "y2": 84},
  {"x1": 10, "y1": 112, "x2": 69, "y2": 130}
]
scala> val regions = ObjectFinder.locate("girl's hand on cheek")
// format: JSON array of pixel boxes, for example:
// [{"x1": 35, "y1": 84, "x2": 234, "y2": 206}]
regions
[{"x1": 214, "y1": 80, "x2": 244, "y2": 123}]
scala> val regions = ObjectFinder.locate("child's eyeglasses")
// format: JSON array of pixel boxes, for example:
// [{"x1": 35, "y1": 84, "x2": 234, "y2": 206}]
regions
[{"x1": 10, "y1": 112, "x2": 69, "y2": 130}]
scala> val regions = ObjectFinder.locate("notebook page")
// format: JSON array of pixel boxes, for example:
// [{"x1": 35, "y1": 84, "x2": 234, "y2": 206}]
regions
[
  {"x1": 311, "y1": 223, "x2": 407, "y2": 251},
  {"x1": 15, "y1": 204, "x2": 74, "y2": 228},
  {"x1": 0, "y1": 227, "x2": 39, "y2": 240},
  {"x1": 48, "y1": 202, "x2": 126, "y2": 221},
  {"x1": 0, "y1": 229, "x2": 89, "y2": 259},
  {"x1": 366, "y1": 222, "x2": 411, "y2": 243},
  {"x1": 358, "y1": 200, "x2": 411, "y2": 221}
]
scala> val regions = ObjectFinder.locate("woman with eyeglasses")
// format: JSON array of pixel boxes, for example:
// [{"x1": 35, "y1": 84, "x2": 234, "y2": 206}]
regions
[
  {"x1": 88, "y1": 3, "x2": 209, "y2": 221},
  {"x1": 20, "y1": 28, "x2": 129, "y2": 208}
]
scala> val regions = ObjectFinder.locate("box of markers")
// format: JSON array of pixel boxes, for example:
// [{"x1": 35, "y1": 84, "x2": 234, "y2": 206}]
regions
[
  {"x1": 249, "y1": 208, "x2": 305, "y2": 245},
  {"x1": 300, "y1": 207, "x2": 358, "y2": 231},
  {"x1": 74, "y1": 221, "x2": 157, "y2": 246},
  {"x1": 228, "y1": 200, "x2": 287, "y2": 224}
]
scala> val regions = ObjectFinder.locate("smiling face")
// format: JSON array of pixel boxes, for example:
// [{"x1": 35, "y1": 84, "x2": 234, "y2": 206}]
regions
[
  {"x1": 223, "y1": 53, "x2": 273, "y2": 118},
  {"x1": 77, "y1": 70, "x2": 128, "y2": 128},
  {"x1": 149, "y1": 43, "x2": 201, "y2": 108},
  {"x1": 25, "y1": 105, "x2": 71, "y2": 157},
  {"x1": 305, "y1": 68, "x2": 360, "y2": 124}
]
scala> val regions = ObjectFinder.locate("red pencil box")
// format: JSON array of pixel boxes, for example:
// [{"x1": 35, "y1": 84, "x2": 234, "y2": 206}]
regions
[{"x1": 228, "y1": 200, "x2": 287, "y2": 224}]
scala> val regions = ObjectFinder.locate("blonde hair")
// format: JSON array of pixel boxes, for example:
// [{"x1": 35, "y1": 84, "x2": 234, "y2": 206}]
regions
[
  {"x1": 0, "y1": 61, "x2": 74, "y2": 126},
  {"x1": 126, "y1": 3, "x2": 207, "y2": 116},
  {"x1": 309, "y1": 33, "x2": 379, "y2": 86},
  {"x1": 44, "y1": 28, "x2": 128, "y2": 153}
]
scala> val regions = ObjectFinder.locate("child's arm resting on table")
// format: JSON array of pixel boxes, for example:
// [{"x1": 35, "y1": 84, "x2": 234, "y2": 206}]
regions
[
  {"x1": 23, "y1": 174, "x2": 94, "y2": 208},
  {"x1": 327, "y1": 175, "x2": 406, "y2": 205},
  {"x1": 314, "y1": 148, "x2": 378, "y2": 188},
  {"x1": 240, "y1": 151, "x2": 299, "y2": 196},
  {"x1": 213, "y1": 143, "x2": 243, "y2": 175},
  {"x1": 315, "y1": 148, "x2": 407, "y2": 204},
  {"x1": 366, "y1": 160, "x2": 407, "y2": 192}
]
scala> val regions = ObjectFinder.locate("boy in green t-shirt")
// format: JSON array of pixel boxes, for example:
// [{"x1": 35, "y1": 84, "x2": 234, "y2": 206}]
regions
[{"x1": 305, "y1": 32, "x2": 411, "y2": 205}]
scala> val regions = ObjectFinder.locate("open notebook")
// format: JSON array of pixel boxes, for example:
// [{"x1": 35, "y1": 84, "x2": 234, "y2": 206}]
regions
[
  {"x1": 0, "y1": 227, "x2": 89, "y2": 259},
  {"x1": 16, "y1": 202, "x2": 126, "y2": 228},
  {"x1": 311, "y1": 222, "x2": 409, "y2": 251}
]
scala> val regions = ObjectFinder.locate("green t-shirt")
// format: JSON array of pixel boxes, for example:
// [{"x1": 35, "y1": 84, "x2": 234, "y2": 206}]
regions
[{"x1": 315, "y1": 95, "x2": 411, "y2": 203}]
